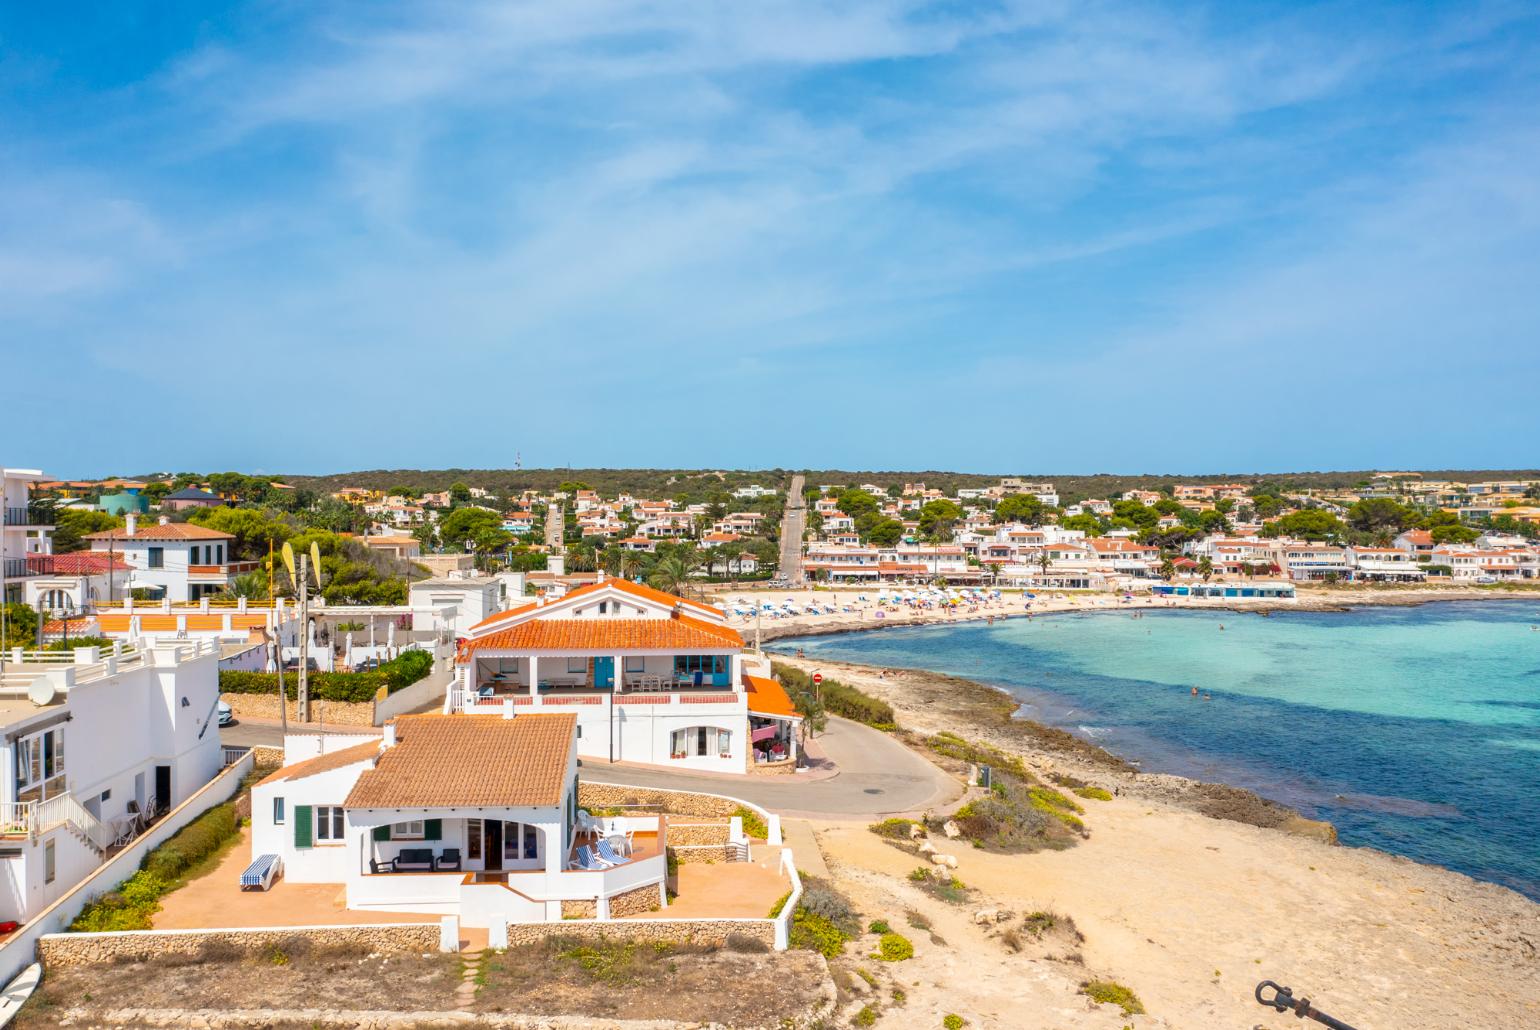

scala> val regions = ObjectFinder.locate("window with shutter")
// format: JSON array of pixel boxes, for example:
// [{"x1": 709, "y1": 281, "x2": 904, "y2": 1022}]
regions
[
  {"x1": 294, "y1": 805, "x2": 313, "y2": 848},
  {"x1": 373, "y1": 825, "x2": 391, "y2": 842},
  {"x1": 424, "y1": 818, "x2": 442, "y2": 841}
]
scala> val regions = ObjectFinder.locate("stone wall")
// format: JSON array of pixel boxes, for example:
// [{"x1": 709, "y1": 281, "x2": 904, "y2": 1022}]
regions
[
  {"x1": 664, "y1": 822, "x2": 730, "y2": 846},
  {"x1": 223, "y1": 693, "x2": 376, "y2": 727},
  {"x1": 38, "y1": 923, "x2": 441, "y2": 969},
  {"x1": 668, "y1": 844, "x2": 742, "y2": 865},
  {"x1": 503, "y1": 917, "x2": 774, "y2": 950},
  {"x1": 578, "y1": 782, "x2": 749, "y2": 819},
  {"x1": 560, "y1": 899, "x2": 596, "y2": 919},
  {"x1": 251, "y1": 745, "x2": 285, "y2": 767},
  {"x1": 607, "y1": 883, "x2": 663, "y2": 917}
]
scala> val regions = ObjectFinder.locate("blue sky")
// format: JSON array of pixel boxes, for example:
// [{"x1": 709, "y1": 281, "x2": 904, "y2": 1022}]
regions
[{"x1": 4, "y1": 1, "x2": 1539, "y2": 478}]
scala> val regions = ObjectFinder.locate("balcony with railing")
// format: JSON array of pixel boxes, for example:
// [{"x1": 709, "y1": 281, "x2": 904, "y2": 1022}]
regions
[
  {"x1": 4, "y1": 507, "x2": 48, "y2": 527},
  {"x1": 187, "y1": 560, "x2": 261, "y2": 579}
]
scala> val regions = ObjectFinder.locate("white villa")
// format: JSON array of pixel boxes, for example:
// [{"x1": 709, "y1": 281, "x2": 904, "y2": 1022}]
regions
[
  {"x1": 251, "y1": 712, "x2": 670, "y2": 925},
  {"x1": 85, "y1": 514, "x2": 259, "y2": 602},
  {"x1": 2, "y1": 466, "x2": 53, "y2": 607},
  {"x1": 449, "y1": 578, "x2": 801, "y2": 774},
  {"x1": 0, "y1": 639, "x2": 226, "y2": 923}
]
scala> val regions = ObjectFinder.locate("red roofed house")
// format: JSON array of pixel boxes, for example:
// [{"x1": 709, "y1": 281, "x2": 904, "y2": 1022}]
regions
[
  {"x1": 452, "y1": 577, "x2": 800, "y2": 773},
  {"x1": 22, "y1": 550, "x2": 133, "y2": 616}
]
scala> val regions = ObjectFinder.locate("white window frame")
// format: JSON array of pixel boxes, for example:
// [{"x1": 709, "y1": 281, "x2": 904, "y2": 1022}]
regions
[
  {"x1": 566, "y1": 657, "x2": 586, "y2": 674},
  {"x1": 273, "y1": 797, "x2": 285, "y2": 825},
  {"x1": 391, "y1": 819, "x2": 425, "y2": 839},
  {"x1": 315, "y1": 805, "x2": 345, "y2": 843},
  {"x1": 624, "y1": 655, "x2": 645, "y2": 673}
]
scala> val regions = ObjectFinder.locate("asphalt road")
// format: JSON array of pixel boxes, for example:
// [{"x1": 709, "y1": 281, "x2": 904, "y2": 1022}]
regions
[
  {"x1": 583, "y1": 717, "x2": 960, "y2": 819},
  {"x1": 779, "y1": 473, "x2": 806, "y2": 585}
]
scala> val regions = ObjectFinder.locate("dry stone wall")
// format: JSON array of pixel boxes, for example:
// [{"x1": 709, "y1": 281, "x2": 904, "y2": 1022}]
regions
[
  {"x1": 668, "y1": 844, "x2": 742, "y2": 865},
  {"x1": 502, "y1": 918, "x2": 774, "y2": 950},
  {"x1": 606, "y1": 884, "x2": 663, "y2": 917},
  {"x1": 663, "y1": 822, "x2": 730, "y2": 846},
  {"x1": 38, "y1": 924, "x2": 440, "y2": 968},
  {"x1": 223, "y1": 693, "x2": 376, "y2": 727},
  {"x1": 578, "y1": 782, "x2": 748, "y2": 818}
]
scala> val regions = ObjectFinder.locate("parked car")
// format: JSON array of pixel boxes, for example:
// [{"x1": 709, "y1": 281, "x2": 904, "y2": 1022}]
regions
[{"x1": 218, "y1": 700, "x2": 234, "y2": 726}]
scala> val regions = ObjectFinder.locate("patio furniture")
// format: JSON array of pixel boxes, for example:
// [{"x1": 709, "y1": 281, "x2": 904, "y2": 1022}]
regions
[
  {"x1": 395, "y1": 848, "x2": 435, "y2": 871},
  {"x1": 605, "y1": 832, "x2": 632, "y2": 857},
  {"x1": 369, "y1": 857, "x2": 396, "y2": 874},
  {"x1": 595, "y1": 839, "x2": 628, "y2": 865},
  {"x1": 435, "y1": 848, "x2": 462, "y2": 871},
  {"x1": 239, "y1": 853, "x2": 282, "y2": 891},
  {"x1": 574, "y1": 845, "x2": 607, "y2": 871}
]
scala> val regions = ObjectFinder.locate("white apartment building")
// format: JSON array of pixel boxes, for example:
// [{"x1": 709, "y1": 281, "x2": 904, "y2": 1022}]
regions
[
  {"x1": 2, "y1": 467, "x2": 53, "y2": 607},
  {"x1": 85, "y1": 514, "x2": 257, "y2": 602},
  {"x1": 0, "y1": 639, "x2": 225, "y2": 923},
  {"x1": 731, "y1": 485, "x2": 778, "y2": 500},
  {"x1": 449, "y1": 579, "x2": 800, "y2": 774}
]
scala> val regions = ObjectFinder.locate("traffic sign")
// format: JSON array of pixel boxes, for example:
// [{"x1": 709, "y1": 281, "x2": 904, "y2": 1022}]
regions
[{"x1": 812, "y1": 672, "x2": 823, "y2": 685}]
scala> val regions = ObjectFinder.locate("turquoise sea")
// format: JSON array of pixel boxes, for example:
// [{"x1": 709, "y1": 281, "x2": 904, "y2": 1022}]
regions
[{"x1": 780, "y1": 601, "x2": 1540, "y2": 899}]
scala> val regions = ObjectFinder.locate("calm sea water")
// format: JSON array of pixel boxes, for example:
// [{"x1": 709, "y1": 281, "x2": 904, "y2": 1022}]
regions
[{"x1": 780, "y1": 601, "x2": 1540, "y2": 899}]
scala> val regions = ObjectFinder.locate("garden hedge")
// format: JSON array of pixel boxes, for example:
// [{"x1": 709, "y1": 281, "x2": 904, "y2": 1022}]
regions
[{"x1": 219, "y1": 648, "x2": 434, "y2": 704}]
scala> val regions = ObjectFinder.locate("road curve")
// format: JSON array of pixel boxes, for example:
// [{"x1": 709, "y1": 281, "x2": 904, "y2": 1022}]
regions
[{"x1": 582, "y1": 716, "x2": 961, "y2": 819}]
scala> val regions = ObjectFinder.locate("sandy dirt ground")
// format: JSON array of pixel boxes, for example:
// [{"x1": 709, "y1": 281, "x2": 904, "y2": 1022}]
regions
[{"x1": 769, "y1": 650, "x2": 1540, "y2": 1029}]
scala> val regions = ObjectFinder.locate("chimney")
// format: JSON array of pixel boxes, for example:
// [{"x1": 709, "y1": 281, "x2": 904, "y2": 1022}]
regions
[
  {"x1": 502, "y1": 697, "x2": 515, "y2": 720},
  {"x1": 382, "y1": 722, "x2": 397, "y2": 748},
  {"x1": 125, "y1": 513, "x2": 137, "y2": 536}
]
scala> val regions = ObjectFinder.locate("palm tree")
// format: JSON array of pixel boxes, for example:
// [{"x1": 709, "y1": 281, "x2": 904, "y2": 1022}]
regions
[
  {"x1": 1036, "y1": 551, "x2": 1053, "y2": 584},
  {"x1": 648, "y1": 549, "x2": 703, "y2": 598},
  {"x1": 1158, "y1": 557, "x2": 1175, "y2": 581},
  {"x1": 1198, "y1": 555, "x2": 1214, "y2": 582},
  {"x1": 220, "y1": 571, "x2": 268, "y2": 601}
]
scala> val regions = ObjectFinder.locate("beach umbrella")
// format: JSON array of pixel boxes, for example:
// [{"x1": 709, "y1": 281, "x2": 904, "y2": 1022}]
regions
[
  {"x1": 344, "y1": 633, "x2": 353, "y2": 669},
  {"x1": 369, "y1": 618, "x2": 376, "y2": 649},
  {"x1": 387, "y1": 620, "x2": 396, "y2": 653}
]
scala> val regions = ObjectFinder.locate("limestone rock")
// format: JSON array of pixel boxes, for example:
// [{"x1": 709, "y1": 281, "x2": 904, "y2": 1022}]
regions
[{"x1": 943, "y1": 820, "x2": 961, "y2": 839}]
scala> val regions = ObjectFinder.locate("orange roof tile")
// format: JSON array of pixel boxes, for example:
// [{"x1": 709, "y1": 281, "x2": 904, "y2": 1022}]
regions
[
  {"x1": 466, "y1": 578, "x2": 722, "y2": 632},
  {"x1": 260, "y1": 740, "x2": 381, "y2": 786},
  {"x1": 744, "y1": 675, "x2": 799, "y2": 719},
  {"x1": 344, "y1": 714, "x2": 575, "y2": 808},
  {"x1": 85, "y1": 523, "x2": 234, "y2": 541},
  {"x1": 465, "y1": 615, "x2": 741, "y2": 653}
]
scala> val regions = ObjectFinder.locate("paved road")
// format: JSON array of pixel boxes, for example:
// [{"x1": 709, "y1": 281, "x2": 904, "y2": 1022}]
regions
[
  {"x1": 779, "y1": 473, "x2": 806, "y2": 585},
  {"x1": 583, "y1": 716, "x2": 960, "y2": 819}
]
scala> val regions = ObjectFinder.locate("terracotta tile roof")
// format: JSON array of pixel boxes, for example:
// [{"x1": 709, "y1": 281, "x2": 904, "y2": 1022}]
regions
[
  {"x1": 85, "y1": 523, "x2": 234, "y2": 541},
  {"x1": 465, "y1": 614, "x2": 741, "y2": 653},
  {"x1": 25, "y1": 552, "x2": 133, "y2": 575},
  {"x1": 260, "y1": 740, "x2": 381, "y2": 786},
  {"x1": 344, "y1": 713, "x2": 575, "y2": 809},
  {"x1": 744, "y1": 675, "x2": 799, "y2": 719},
  {"x1": 466, "y1": 577, "x2": 722, "y2": 632}
]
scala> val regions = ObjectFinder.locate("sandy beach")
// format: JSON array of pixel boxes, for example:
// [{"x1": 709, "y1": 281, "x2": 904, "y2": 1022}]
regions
[{"x1": 746, "y1": 591, "x2": 1540, "y2": 1028}]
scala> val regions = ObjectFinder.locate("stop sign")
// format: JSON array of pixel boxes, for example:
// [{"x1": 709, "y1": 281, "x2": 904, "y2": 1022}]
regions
[{"x1": 812, "y1": 672, "x2": 823, "y2": 685}]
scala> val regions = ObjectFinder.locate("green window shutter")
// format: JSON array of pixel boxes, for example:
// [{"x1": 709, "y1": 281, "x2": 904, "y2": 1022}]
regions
[
  {"x1": 372, "y1": 825, "x2": 391, "y2": 842},
  {"x1": 424, "y1": 818, "x2": 442, "y2": 841},
  {"x1": 294, "y1": 805, "x2": 313, "y2": 849}
]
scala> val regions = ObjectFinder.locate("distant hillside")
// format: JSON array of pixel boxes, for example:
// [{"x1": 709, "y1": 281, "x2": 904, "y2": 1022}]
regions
[
  {"x1": 278, "y1": 466, "x2": 1540, "y2": 508},
  {"x1": 281, "y1": 467, "x2": 794, "y2": 505}
]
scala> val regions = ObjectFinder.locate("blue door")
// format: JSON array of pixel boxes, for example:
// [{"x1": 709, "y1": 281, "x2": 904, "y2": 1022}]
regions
[{"x1": 593, "y1": 656, "x2": 614, "y2": 689}]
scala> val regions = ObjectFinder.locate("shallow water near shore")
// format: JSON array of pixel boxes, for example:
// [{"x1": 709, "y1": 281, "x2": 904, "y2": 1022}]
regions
[{"x1": 779, "y1": 600, "x2": 1540, "y2": 899}]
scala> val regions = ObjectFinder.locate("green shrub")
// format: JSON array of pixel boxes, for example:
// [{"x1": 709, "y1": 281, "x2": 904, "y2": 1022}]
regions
[
  {"x1": 868, "y1": 919, "x2": 891, "y2": 934},
  {"x1": 854, "y1": 1004, "x2": 879, "y2": 1027},
  {"x1": 797, "y1": 878, "x2": 859, "y2": 934},
  {"x1": 1028, "y1": 786, "x2": 1086, "y2": 830},
  {"x1": 943, "y1": 1015, "x2": 966, "y2": 1029},
  {"x1": 1074, "y1": 786, "x2": 1113, "y2": 801},
  {"x1": 734, "y1": 805, "x2": 768, "y2": 840},
  {"x1": 926, "y1": 732, "x2": 1029, "y2": 779},
  {"x1": 949, "y1": 781, "x2": 1062, "y2": 852},
  {"x1": 789, "y1": 909, "x2": 848, "y2": 957},
  {"x1": 218, "y1": 648, "x2": 433, "y2": 704},
  {"x1": 71, "y1": 802, "x2": 240, "y2": 931},
  {"x1": 875, "y1": 932, "x2": 914, "y2": 961},
  {"x1": 869, "y1": 817, "x2": 919, "y2": 839},
  {"x1": 768, "y1": 890, "x2": 792, "y2": 918},
  {"x1": 772, "y1": 664, "x2": 895, "y2": 729},
  {"x1": 1081, "y1": 980, "x2": 1145, "y2": 1016},
  {"x1": 42, "y1": 636, "x2": 116, "y2": 653}
]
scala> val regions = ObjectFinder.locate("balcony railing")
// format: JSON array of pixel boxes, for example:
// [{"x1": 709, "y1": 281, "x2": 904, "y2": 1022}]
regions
[
  {"x1": 4, "y1": 507, "x2": 42, "y2": 527},
  {"x1": 2, "y1": 558, "x2": 29, "y2": 579},
  {"x1": 186, "y1": 560, "x2": 260, "y2": 577}
]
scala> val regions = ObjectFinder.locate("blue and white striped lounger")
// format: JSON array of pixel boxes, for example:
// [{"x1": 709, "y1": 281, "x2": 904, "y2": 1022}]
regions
[{"x1": 239, "y1": 853, "x2": 281, "y2": 891}]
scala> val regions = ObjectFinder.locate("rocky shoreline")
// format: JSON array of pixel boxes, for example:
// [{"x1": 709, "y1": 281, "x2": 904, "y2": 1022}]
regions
[{"x1": 770, "y1": 652, "x2": 1339, "y2": 842}]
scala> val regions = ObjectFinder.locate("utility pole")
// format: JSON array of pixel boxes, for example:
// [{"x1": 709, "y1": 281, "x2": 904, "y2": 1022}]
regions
[{"x1": 298, "y1": 552, "x2": 311, "y2": 723}]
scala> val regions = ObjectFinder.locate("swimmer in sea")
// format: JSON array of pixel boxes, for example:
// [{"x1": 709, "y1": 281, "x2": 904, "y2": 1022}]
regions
[{"x1": 1191, "y1": 686, "x2": 1199, "y2": 697}]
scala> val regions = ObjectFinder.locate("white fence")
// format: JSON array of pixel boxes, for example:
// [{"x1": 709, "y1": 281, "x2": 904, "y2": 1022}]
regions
[{"x1": 0, "y1": 751, "x2": 255, "y2": 988}]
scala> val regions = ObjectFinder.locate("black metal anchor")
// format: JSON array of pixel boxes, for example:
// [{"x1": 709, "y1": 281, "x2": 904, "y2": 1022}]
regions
[{"x1": 1255, "y1": 980, "x2": 1359, "y2": 1030}]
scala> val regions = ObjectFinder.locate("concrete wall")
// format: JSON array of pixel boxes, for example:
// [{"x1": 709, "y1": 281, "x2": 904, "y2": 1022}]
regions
[
  {"x1": 0, "y1": 751, "x2": 254, "y2": 988},
  {"x1": 37, "y1": 922, "x2": 440, "y2": 967},
  {"x1": 372, "y1": 663, "x2": 453, "y2": 725}
]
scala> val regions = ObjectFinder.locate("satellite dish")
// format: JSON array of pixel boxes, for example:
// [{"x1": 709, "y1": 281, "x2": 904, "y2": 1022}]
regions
[{"x1": 27, "y1": 678, "x2": 56, "y2": 707}]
